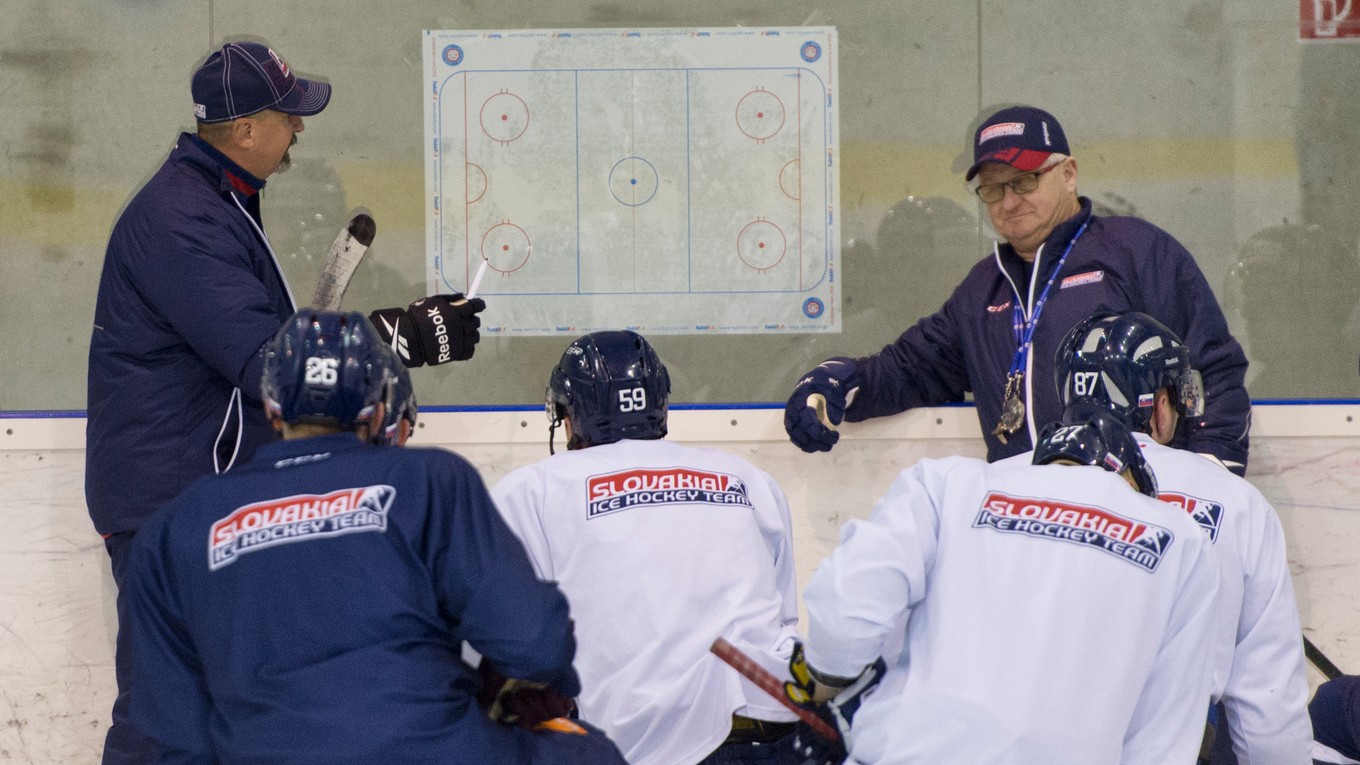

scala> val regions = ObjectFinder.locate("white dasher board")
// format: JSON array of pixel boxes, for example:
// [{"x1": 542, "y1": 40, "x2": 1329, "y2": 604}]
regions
[{"x1": 423, "y1": 27, "x2": 840, "y2": 336}]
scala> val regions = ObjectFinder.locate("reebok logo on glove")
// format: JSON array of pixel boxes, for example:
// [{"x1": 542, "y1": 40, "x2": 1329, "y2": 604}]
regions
[{"x1": 420, "y1": 303, "x2": 453, "y2": 364}]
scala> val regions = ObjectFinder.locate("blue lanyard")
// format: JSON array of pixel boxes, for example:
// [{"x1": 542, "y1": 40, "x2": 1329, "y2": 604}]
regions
[{"x1": 1006, "y1": 220, "x2": 1090, "y2": 378}]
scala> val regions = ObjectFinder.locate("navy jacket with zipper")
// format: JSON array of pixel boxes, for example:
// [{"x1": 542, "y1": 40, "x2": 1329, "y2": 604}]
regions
[
  {"x1": 846, "y1": 197, "x2": 1252, "y2": 471},
  {"x1": 87, "y1": 133, "x2": 296, "y2": 536}
]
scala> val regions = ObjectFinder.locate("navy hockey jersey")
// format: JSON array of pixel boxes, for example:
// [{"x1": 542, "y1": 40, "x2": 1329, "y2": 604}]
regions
[{"x1": 125, "y1": 433, "x2": 589, "y2": 764}]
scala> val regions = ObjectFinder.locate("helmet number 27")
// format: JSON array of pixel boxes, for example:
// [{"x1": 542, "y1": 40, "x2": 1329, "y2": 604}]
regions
[{"x1": 617, "y1": 387, "x2": 647, "y2": 412}]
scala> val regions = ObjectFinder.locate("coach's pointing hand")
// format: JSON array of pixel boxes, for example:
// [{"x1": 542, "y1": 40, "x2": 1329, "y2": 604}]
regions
[{"x1": 369, "y1": 293, "x2": 485, "y2": 367}]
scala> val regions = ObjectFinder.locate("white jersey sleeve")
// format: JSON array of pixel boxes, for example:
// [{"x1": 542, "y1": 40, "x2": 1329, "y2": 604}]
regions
[
  {"x1": 1220, "y1": 482, "x2": 1311, "y2": 763},
  {"x1": 756, "y1": 468, "x2": 800, "y2": 639},
  {"x1": 803, "y1": 459, "x2": 939, "y2": 679},
  {"x1": 488, "y1": 462, "x2": 555, "y2": 582},
  {"x1": 1139, "y1": 439, "x2": 1311, "y2": 763}
]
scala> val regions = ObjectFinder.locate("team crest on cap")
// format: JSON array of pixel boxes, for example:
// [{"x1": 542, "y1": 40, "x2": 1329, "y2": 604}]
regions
[
  {"x1": 1158, "y1": 492, "x2": 1225, "y2": 543},
  {"x1": 979, "y1": 122, "x2": 1025, "y2": 145},
  {"x1": 208, "y1": 485, "x2": 395, "y2": 570},
  {"x1": 268, "y1": 48, "x2": 290, "y2": 77},
  {"x1": 586, "y1": 467, "x2": 752, "y2": 519},
  {"x1": 974, "y1": 491, "x2": 1174, "y2": 572}
]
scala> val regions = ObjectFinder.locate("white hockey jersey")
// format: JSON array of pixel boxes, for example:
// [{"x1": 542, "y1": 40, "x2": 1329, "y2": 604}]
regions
[
  {"x1": 492, "y1": 439, "x2": 800, "y2": 765},
  {"x1": 804, "y1": 455, "x2": 1219, "y2": 765},
  {"x1": 1000, "y1": 434, "x2": 1312, "y2": 763}
]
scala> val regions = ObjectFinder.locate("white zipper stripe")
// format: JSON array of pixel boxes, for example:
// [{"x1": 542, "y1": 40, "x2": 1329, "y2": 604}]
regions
[{"x1": 211, "y1": 190, "x2": 297, "y2": 474}]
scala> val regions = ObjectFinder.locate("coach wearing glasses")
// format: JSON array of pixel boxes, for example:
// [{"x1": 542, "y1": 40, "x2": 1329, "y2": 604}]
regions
[{"x1": 784, "y1": 104, "x2": 1252, "y2": 474}]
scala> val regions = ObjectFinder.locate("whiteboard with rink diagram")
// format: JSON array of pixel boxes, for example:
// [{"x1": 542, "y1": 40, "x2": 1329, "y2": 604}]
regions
[{"x1": 422, "y1": 27, "x2": 840, "y2": 335}]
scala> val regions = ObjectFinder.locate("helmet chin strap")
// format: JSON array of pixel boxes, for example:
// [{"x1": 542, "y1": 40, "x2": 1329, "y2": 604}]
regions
[{"x1": 547, "y1": 412, "x2": 582, "y2": 455}]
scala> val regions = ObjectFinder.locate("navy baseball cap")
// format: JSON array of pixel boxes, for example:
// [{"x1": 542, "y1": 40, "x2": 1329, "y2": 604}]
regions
[
  {"x1": 965, "y1": 105, "x2": 1070, "y2": 181},
  {"x1": 192, "y1": 42, "x2": 331, "y2": 123}
]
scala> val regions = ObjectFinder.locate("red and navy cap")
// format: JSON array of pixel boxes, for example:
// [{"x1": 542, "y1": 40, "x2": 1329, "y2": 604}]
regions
[
  {"x1": 965, "y1": 105, "x2": 1070, "y2": 181},
  {"x1": 192, "y1": 41, "x2": 331, "y2": 123}
]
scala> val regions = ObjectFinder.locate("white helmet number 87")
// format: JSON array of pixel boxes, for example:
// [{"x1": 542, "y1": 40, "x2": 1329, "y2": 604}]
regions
[
  {"x1": 1071, "y1": 371, "x2": 1101, "y2": 397},
  {"x1": 305, "y1": 357, "x2": 339, "y2": 386},
  {"x1": 617, "y1": 387, "x2": 647, "y2": 412}
]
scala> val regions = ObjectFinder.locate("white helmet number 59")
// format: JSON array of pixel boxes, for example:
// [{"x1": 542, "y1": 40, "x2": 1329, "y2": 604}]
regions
[{"x1": 618, "y1": 387, "x2": 647, "y2": 412}]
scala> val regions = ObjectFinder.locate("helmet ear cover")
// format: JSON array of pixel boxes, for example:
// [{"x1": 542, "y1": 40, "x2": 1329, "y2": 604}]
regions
[
  {"x1": 373, "y1": 362, "x2": 416, "y2": 446},
  {"x1": 262, "y1": 310, "x2": 399, "y2": 431},
  {"x1": 545, "y1": 330, "x2": 670, "y2": 452}
]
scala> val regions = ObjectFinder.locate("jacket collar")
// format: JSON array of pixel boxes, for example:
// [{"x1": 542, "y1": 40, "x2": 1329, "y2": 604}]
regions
[{"x1": 176, "y1": 132, "x2": 267, "y2": 197}]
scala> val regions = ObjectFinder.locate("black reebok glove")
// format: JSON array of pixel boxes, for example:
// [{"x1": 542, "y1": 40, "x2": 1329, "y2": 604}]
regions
[{"x1": 369, "y1": 293, "x2": 485, "y2": 367}]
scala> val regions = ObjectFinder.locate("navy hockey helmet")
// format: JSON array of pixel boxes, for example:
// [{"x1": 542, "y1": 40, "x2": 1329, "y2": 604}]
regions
[
  {"x1": 546, "y1": 330, "x2": 670, "y2": 452},
  {"x1": 262, "y1": 310, "x2": 398, "y2": 429},
  {"x1": 1032, "y1": 409, "x2": 1158, "y2": 497},
  {"x1": 1054, "y1": 312, "x2": 1205, "y2": 433}
]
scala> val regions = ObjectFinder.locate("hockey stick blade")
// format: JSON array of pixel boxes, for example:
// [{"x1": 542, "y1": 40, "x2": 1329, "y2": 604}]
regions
[
  {"x1": 311, "y1": 213, "x2": 377, "y2": 310},
  {"x1": 709, "y1": 637, "x2": 840, "y2": 742},
  {"x1": 1304, "y1": 635, "x2": 1344, "y2": 681}
]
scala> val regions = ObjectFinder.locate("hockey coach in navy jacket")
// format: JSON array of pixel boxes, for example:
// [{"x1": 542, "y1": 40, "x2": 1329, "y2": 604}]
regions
[
  {"x1": 87, "y1": 40, "x2": 483, "y2": 764},
  {"x1": 784, "y1": 104, "x2": 1251, "y2": 474}
]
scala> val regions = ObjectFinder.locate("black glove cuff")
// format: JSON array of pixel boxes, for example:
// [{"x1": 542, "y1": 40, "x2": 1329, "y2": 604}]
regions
[{"x1": 368, "y1": 307, "x2": 426, "y2": 368}]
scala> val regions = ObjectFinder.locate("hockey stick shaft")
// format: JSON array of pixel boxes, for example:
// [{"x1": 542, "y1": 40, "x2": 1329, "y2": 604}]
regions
[
  {"x1": 1304, "y1": 635, "x2": 1344, "y2": 681},
  {"x1": 710, "y1": 637, "x2": 840, "y2": 742},
  {"x1": 311, "y1": 213, "x2": 377, "y2": 310}
]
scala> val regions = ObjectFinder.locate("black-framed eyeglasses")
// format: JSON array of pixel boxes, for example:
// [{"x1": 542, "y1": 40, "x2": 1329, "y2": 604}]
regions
[{"x1": 973, "y1": 161, "x2": 1064, "y2": 204}]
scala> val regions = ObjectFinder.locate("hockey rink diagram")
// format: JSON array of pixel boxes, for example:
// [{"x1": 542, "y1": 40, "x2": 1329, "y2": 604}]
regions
[{"x1": 424, "y1": 29, "x2": 840, "y2": 334}]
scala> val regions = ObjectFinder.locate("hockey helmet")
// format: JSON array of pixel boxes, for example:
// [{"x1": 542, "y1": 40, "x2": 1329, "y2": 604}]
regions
[
  {"x1": 1032, "y1": 409, "x2": 1158, "y2": 497},
  {"x1": 1054, "y1": 312, "x2": 1204, "y2": 433},
  {"x1": 546, "y1": 330, "x2": 670, "y2": 452},
  {"x1": 262, "y1": 310, "x2": 398, "y2": 430}
]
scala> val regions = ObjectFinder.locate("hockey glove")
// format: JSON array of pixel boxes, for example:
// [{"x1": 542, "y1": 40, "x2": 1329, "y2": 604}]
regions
[
  {"x1": 784, "y1": 358, "x2": 861, "y2": 453},
  {"x1": 369, "y1": 293, "x2": 485, "y2": 367},
  {"x1": 790, "y1": 720, "x2": 845, "y2": 765},
  {"x1": 783, "y1": 643, "x2": 886, "y2": 758},
  {"x1": 477, "y1": 661, "x2": 577, "y2": 730}
]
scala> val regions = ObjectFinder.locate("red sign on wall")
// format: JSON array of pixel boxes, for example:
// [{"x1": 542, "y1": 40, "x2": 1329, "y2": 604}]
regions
[{"x1": 1301, "y1": 0, "x2": 1360, "y2": 40}]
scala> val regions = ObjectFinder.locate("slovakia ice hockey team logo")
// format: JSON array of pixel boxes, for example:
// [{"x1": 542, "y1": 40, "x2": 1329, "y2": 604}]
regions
[
  {"x1": 1158, "y1": 492, "x2": 1224, "y2": 543},
  {"x1": 973, "y1": 492, "x2": 1174, "y2": 572},
  {"x1": 586, "y1": 467, "x2": 751, "y2": 519},
  {"x1": 208, "y1": 485, "x2": 396, "y2": 570}
]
